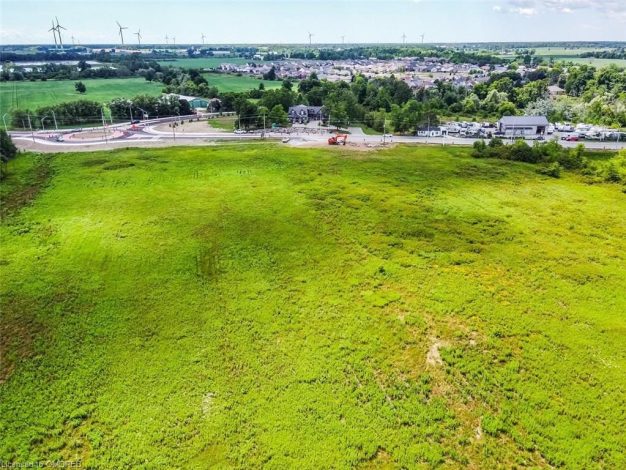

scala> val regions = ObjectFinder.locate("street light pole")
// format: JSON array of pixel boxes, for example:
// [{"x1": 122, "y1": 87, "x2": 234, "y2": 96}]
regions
[
  {"x1": 41, "y1": 115, "x2": 49, "y2": 132},
  {"x1": 100, "y1": 108, "x2": 108, "y2": 144},
  {"x1": 27, "y1": 113, "x2": 34, "y2": 142},
  {"x1": 52, "y1": 111, "x2": 58, "y2": 130},
  {"x1": 1, "y1": 113, "x2": 7, "y2": 132}
]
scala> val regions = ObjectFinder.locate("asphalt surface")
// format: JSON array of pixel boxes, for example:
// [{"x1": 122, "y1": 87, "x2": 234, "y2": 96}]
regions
[{"x1": 9, "y1": 116, "x2": 626, "y2": 153}]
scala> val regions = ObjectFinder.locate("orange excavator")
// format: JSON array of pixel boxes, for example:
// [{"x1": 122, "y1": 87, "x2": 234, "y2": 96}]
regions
[{"x1": 328, "y1": 133, "x2": 348, "y2": 145}]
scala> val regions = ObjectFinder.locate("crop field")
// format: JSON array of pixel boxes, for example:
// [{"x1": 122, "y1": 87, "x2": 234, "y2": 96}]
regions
[
  {"x1": 157, "y1": 57, "x2": 250, "y2": 69},
  {"x1": 532, "y1": 47, "x2": 614, "y2": 56},
  {"x1": 202, "y1": 73, "x2": 284, "y2": 93},
  {"x1": 0, "y1": 78, "x2": 163, "y2": 115},
  {"x1": 1, "y1": 145, "x2": 625, "y2": 468},
  {"x1": 562, "y1": 57, "x2": 626, "y2": 68}
]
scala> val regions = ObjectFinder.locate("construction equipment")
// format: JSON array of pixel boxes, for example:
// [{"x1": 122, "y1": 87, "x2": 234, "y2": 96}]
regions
[{"x1": 328, "y1": 133, "x2": 348, "y2": 145}]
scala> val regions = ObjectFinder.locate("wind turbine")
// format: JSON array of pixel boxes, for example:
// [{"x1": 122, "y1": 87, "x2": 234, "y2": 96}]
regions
[
  {"x1": 420, "y1": 33, "x2": 425, "y2": 44},
  {"x1": 48, "y1": 20, "x2": 59, "y2": 50},
  {"x1": 55, "y1": 17, "x2": 66, "y2": 49},
  {"x1": 401, "y1": 33, "x2": 407, "y2": 45},
  {"x1": 165, "y1": 34, "x2": 169, "y2": 45},
  {"x1": 341, "y1": 35, "x2": 345, "y2": 45},
  {"x1": 116, "y1": 21, "x2": 128, "y2": 46},
  {"x1": 201, "y1": 33, "x2": 206, "y2": 45},
  {"x1": 135, "y1": 29, "x2": 142, "y2": 46},
  {"x1": 308, "y1": 31, "x2": 314, "y2": 46},
  {"x1": 172, "y1": 36, "x2": 176, "y2": 45}
]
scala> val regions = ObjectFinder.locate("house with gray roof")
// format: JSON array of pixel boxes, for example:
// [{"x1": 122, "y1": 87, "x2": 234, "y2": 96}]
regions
[{"x1": 288, "y1": 105, "x2": 326, "y2": 124}]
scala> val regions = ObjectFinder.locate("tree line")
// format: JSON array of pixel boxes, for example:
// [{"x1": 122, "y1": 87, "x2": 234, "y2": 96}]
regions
[{"x1": 472, "y1": 138, "x2": 626, "y2": 183}]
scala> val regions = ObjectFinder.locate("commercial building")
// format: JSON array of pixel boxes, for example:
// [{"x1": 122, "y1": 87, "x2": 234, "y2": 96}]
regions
[{"x1": 497, "y1": 116, "x2": 549, "y2": 137}]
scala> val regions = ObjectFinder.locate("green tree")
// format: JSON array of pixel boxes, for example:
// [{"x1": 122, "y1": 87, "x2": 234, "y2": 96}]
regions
[
  {"x1": 268, "y1": 104, "x2": 289, "y2": 127},
  {"x1": 234, "y1": 98, "x2": 258, "y2": 129},
  {"x1": 75, "y1": 81, "x2": 86, "y2": 93},
  {"x1": 263, "y1": 66, "x2": 277, "y2": 81},
  {"x1": 0, "y1": 130, "x2": 18, "y2": 178}
]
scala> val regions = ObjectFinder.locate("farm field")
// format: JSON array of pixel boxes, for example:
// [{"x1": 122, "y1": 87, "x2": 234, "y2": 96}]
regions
[
  {"x1": 532, "y1": 46, "x2": 614, "y2": 56},
  {"x1": 202, "y1": 72, "x2": 284, "y2": 93},
  {"x1": 1, "y1": 145, "x2": 625, "y2": 468},
  {"x1": 157, "y1": 57, "x2": 249, "y2": 69},
  {"x1": 561, "y1": 57, "x2": 626, "y2": 68},
  {"x1": 0, "y1": 78, "x2": 164, "y2": 116}
]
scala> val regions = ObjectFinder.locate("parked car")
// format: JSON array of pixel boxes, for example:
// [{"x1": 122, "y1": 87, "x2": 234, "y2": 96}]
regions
[
  {"x1": 383, "y1": 133, "x2": 393, "y2": 138},
  {"x1": 234, "y1": 129, "x2": 246, "y2": 134},
  {"x1": 562, "y1": 135, "x2": 579, "y2": 142}
]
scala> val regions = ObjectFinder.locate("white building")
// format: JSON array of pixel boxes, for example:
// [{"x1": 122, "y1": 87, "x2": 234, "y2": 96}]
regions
[{"x1": 497, "y1": 116, "x2": 549, "y2": 137}]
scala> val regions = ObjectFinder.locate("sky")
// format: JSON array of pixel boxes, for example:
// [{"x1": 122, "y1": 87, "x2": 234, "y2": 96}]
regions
[{"x1": 1, "y1": 0, "x2": 625, "y2": 45}]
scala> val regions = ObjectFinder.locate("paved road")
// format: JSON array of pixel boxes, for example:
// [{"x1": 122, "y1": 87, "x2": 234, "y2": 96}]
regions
[{"x1": 9, "y1": 117, "x2": 626, "y2": 152}]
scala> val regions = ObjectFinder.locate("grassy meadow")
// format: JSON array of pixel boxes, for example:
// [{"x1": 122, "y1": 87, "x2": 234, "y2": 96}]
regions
[
  {"x1": 0, "y1": 78, "x2": 164, "y2": 116},
  {"x1": 1, "y1": 144, "x2": 625, "y2": 468},
  {"x1": 202, "y1": 73, "x2": 284, "y2": 93}
]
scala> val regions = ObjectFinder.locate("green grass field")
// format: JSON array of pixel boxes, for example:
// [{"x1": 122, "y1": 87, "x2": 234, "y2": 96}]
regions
[
  {"x1": 207, "y1": 115, "x2": 236, "y2": 131},
  {"x1": 0, "y1": 78, "x2": 164, "y2": 115},
  {"x1": 157, "y1": 57, "x2": 250, "y2": 69},
  {"x1": 532, "y1": 47, "x2": 614, "y2": 56},
  {"x1": 202, "y1": 73, "x2": 284, "y2": 93},
  {"x1": 561, "y1": 57, "x2": 626, "y2": 68},
  {"x1": 1, "y1": 145, "x2": 625, "y2": 468}
]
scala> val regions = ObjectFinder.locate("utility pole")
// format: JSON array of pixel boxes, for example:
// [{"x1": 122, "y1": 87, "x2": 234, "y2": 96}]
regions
[
  {"x1": 2, "y1": 113, "x2": 8, "y2": 132},
  {"x1": 383, "y1": 120, "x2": 386, "y2": 144},
  {"x1": 128, "y1": 104, "x2": 133, "y2": 124},
  {"x1": 101, "y1": 108, "x2": 108, "y2": 144},
  {"x1": 27, "y1": 113, "x2": 34, "y2": 143},
  {"x1": 52, "y1": 111, "x2": 58, "y2": 130}
]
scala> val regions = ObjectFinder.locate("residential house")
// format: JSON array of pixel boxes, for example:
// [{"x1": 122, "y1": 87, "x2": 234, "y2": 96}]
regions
[
  {"x1": 288, "y1": 105, "x2": 326, "y2": 124},
  {"x1": 548, "y1": 85, "x2": 565, "y2": 97}
]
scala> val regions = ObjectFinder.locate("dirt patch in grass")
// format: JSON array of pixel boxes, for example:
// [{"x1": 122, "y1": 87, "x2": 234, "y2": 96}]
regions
[
  {"x1": 80, "y1": 158, "x2": 109, "y2": 167},
  {"x1": 0, "y1": 296, "x2": 46, "y2": 383},
  {"x1": 0, "y1": 155, "x2": 54, "y2": 220},
  {"x1": 426, "y1": 339, "x2": 447, "y2": 366},
  {"x1": 102, "y1": 162, "x2": 135, "y2": 171}
]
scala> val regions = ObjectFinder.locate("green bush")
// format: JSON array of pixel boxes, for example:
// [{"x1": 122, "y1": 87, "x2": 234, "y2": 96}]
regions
[{"x1": 538, "y1": 162, "x2": 561, "y2": 178}]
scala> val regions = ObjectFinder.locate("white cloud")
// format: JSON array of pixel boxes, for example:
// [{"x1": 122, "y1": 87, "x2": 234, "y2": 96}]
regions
[
  {"x1": 494, "y1": 0, "x2": 626, "y2": 20},
  {"x1": 514, "y1": 7, "x2": 537, "y2": 16}
]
